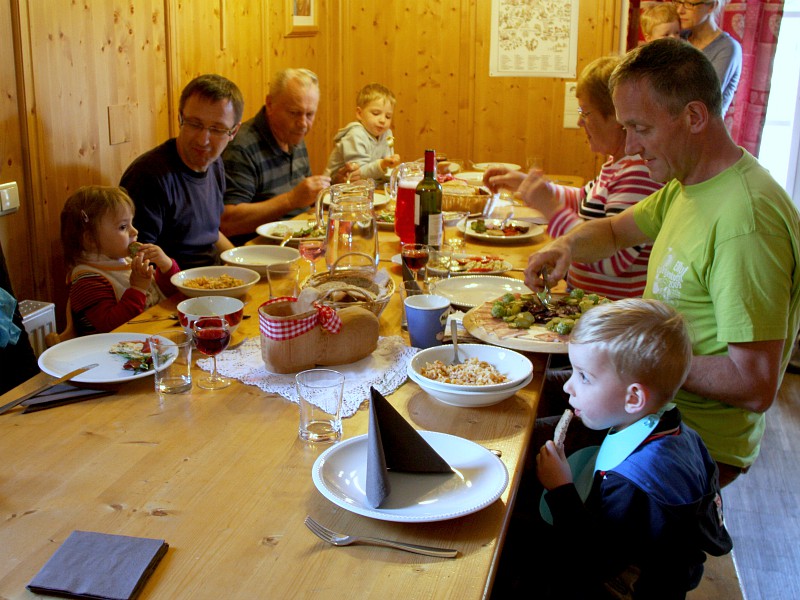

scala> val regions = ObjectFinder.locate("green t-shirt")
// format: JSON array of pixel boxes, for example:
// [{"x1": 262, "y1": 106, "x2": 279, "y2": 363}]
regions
[{"x1": 634, "y1": 149, "x2": 800, "y2": 467}]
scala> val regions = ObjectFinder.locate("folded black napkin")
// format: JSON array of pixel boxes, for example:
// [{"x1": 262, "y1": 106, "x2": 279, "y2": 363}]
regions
[
  {"x1": 366, "y1": 387, "x2": 452, "y2": 508},
  {"x1": 22, "y1": 383, "x2": 115, "y2": 413},
  {"x1": 28, "y1": 530, "x2": 168, "y2": 600}
]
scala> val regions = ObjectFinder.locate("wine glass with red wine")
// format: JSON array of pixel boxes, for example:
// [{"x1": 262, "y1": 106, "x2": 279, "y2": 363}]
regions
[
  {"x1": 298, "y1": 239, "x2": 325, "y2": 276},
  {"x1": 192, "y1": 316, "x2": 231, "y2": 390},
  {"x1": 401, "y1": 243, "x2": 430, "y2": 284}
]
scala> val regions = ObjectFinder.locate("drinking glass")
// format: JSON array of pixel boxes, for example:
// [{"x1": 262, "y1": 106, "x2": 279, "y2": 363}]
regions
[
  {"x1": 298, "y1": 239, "x2": 325, "y2": 276},
  {"x1": 401, "y1": 243, "x2": 429, "y2": 284},
  {"x1": 443, "y1": 211, "x2": 468, "y2": 254},
  {"x1": 192, "y1": 316, "x2": 231, "y2": 390}
]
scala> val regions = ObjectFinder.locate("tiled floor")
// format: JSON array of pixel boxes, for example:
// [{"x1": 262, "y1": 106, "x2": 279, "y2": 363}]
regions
[{"x1": 722, "y1": 372, "x2": 800, "y2": 600}]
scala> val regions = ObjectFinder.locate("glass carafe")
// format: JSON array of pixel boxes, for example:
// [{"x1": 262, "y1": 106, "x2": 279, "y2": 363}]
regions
[{"x1": 315, "y1": 180, "x2": 378, "y2": 272}]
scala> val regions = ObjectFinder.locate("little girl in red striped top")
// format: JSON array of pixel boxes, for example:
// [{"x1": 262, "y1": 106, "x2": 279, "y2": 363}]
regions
[{"x1": 61, "y1": 185, "x2": 180, "y2": 335}]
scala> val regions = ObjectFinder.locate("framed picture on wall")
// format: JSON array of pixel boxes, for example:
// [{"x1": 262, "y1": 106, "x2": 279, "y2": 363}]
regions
[{"x1": 286, "y1": 0, "x2": 318, "y2": 37}]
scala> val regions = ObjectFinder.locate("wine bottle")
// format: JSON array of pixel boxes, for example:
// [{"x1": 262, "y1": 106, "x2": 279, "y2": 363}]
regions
[{"x1": 414, "y1": 149, "x2": 443, "y2": 248}]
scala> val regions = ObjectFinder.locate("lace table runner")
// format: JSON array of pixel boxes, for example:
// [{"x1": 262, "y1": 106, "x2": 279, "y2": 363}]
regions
[{"x1": 196, "y1": 336, "x2": 418, "y2": 417}]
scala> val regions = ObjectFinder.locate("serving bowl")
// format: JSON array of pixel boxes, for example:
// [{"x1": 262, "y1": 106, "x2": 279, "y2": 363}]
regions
[
  {"x1": 171, "y1": 266, "x2": 260, "y2": 298},
  {"x1": 408, "y1": 343, "x2": 533, "y2": 392},
  {"x1": 409, "y1": 368, "x2": 534, "y2": 408},
  {"x1": 220, "y1": 245, "x2": 300, "y2": 277},
  {"x1": 177, "y1": 296, "x2": 244, "y2": 334}
]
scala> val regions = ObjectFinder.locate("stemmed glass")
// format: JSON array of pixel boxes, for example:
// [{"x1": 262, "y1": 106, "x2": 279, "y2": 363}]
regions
[
  {"x1": 191, "y1": 316, "x2": 231, "y2": 390},
  {"x1": 401, "y1": 243, "x2": 430, "y2": 284},
  {"x1": 298, "y1": 239, "x2": 326, "y2": 277}
]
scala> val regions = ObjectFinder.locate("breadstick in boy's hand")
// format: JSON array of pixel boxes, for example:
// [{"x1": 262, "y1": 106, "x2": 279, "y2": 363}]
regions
[{"x1": 554, "y1": 409, "x2": 573, "y2": 449}]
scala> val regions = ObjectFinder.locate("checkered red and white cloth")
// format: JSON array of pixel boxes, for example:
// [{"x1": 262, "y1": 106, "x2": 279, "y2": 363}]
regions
[{"x1": 259, "y1": 297, "x2": 342, "y2": 341}]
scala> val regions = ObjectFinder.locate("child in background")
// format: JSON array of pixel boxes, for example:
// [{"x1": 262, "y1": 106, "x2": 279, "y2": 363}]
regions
[
  {"x1": 641, "y1": 3, "x2": 681, "y2": 42},
  {"x1": 61, "y1": 185, "x2": 179, "y2": 335},
  {"x1": 531, "y1": 298, "x2": 732, "y2": 598},
  {"x1": 324, "y1": 83, "x2": 401, "y2": 183}
]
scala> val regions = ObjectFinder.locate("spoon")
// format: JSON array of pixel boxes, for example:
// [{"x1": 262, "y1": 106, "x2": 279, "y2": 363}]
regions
[{"x1": 450, "y1": 320, "x2": 462, "y2": 365}]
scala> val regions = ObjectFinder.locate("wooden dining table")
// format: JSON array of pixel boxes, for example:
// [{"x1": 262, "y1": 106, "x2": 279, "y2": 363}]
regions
[{"x1": 0, "y1": 210, "x2": 553, "y2": 599}]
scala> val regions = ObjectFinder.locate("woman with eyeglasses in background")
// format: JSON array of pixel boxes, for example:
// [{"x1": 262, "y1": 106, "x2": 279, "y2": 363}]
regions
[
  {"x1": 483, "y1": 56, "x2": 664, "y2": 302},
  {"x1": 674, "y1": 0, "x2": 742, "y2": 114}
]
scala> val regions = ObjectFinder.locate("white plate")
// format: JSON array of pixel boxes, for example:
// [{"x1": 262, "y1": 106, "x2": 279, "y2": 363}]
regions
[
  {"x1": 430, "y1": 275, "x2": 531, "y2": 309},
  {"x1": 463, "y1": 301, "x2": 569, "y2": 354},
  {"x1": 455, "y1": 171, "x2": 485, "y2": 185},
  {"x1": 38, "y1": 333, "x2": 172, "y2": 384},
  {"x1": 256, "y1": 220, "x2": 324, "y2": 245},
  {"x1": 428, "y1": 253, "x2": 512, "y2": 277},
  {"x1": 463, "y1": 219, "x2": 544, "y2": 244},
  {"x1": 472, "y1": 162, "x2": 521, "y2": 172},
  {"x1": 312, "y1": 431, "x2": 508, "y2": 522}
]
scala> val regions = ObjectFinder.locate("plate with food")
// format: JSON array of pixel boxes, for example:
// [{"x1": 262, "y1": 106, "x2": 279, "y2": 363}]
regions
[
  {"x1": 312, "y1": 431, "x2": 508, "y2": 522},
  {"x1": 462, "y1": 289, "x2": 610, "y2": 353},
  {"x1": 429, "y1": 275, "x2": 531, "y2": 309},
  {"x1": 375, "y1": 207, "x2": 395, "y2": 230},
  {"x1": 38, "y1": 333, "x2": 174, "y2": 384},
  {"x1": 427, "y1": 253, "x2": 512, "y2": 277},
  {"x1": 256, "y1": 220, "x2": 325, "y2": 245},
  {"x1": 471, "y1": 163, "x2": 522, "y2": 172},
  {"x1": 463, "y1": 218, "x2": 544, "y2": 243}
]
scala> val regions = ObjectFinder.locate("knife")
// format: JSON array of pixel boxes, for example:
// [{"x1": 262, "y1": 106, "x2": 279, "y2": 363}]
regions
[{"x1": 0, "y1": 363, "x2": 100, "y2": 416}]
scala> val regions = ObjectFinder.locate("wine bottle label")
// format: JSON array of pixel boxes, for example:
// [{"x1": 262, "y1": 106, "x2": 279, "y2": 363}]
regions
[{"x1": 427, "y1": 213, "x2": 443, "y2": 247}]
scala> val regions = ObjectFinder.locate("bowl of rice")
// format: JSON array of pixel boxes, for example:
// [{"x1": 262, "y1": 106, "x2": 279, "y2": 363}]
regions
[
  {"x1": 408, "y1": 344, "x2": 533, "y2": 407},
  {"x1": 171, "y1": 266, "x2": 260, "y2": 298}
]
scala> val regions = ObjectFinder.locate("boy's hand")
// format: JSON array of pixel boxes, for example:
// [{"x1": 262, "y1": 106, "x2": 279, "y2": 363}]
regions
[
  {"x1": 381, "y1": 154, "x2": 401, "y2": 171},
  {"x1": 536, "y1": 440, "x2": 572, "y2": 490},
  {"x1": 129, "y1": 253, "x2": 154, "y2": 291},
  {"x1": 132, "y1": 243, "x2": 172, "y2": 273}
]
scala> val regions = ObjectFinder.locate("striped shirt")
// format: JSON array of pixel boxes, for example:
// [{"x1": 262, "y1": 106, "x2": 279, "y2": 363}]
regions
[
  {"x1": 222, "y1": 106, "x2": 311, "y2": 246},
  {"x1": 547, "y1": 155, "x2": 663, "y2": 299}
]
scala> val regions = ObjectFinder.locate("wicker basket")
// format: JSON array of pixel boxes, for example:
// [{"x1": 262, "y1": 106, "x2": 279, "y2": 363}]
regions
[
  {"x1": 442, "y1": 183, "x2": 491, "y2": 214},
  {"x1": 302, "y1": 257, "x2": 394, "y2": 317}
]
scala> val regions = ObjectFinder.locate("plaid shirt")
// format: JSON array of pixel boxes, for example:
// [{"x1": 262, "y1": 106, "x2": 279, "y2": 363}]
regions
[{"x1": 222, "y1": 106, "x2": 311, "y2": 206}]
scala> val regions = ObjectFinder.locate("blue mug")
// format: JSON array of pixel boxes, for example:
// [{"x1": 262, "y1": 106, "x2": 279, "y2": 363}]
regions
[{"x1": 404, "y1": 294, "x2": 451, "y2": 349}]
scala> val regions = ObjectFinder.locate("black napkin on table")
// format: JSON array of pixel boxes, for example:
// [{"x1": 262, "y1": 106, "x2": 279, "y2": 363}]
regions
[
  {"x1": 21, "y1": 383, "x2": 115, "y2": 413},
  {"x1": 366, "y1": 387, "x2": 452, "y2": 508},
  {"x1": 27, "y1": 530, "x2": 168, "y2": 600}
]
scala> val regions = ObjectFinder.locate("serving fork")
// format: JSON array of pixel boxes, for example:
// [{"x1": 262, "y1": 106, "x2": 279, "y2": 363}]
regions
[{"x1": 304, "y1": 516, "x2": 458, "y2": 558}]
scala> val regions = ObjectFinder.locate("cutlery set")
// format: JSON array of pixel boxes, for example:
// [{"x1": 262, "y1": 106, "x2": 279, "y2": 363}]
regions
[{"x1": 304, "y1": 516, "x2": 458, "y2": 558}]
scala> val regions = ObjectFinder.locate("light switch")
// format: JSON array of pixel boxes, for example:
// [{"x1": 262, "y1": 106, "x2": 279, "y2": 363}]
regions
[{"x1": 0, "y1": 182, "x2": 20, "y2": 215}]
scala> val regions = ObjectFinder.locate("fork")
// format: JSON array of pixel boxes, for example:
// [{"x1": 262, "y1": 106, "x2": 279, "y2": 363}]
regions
[
  {"x1": 128, "y1": 313, "x2": 179, "y2": 324},
  {"x1": 538, "y1": 266, "x2": 554, "y2": 308},
  {"x1": 304, "y1": 516, "x2": 458, "y2": 558}
]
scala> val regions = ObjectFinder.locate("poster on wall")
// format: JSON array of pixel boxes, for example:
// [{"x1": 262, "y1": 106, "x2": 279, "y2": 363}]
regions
[{"x1": 489, "y1": 0, "x2": 580, "y2": 78}]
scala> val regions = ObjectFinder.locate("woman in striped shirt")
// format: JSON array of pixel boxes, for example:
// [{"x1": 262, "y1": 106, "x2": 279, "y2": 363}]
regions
[{"x1": 484, "y1": 56, "x2": 663, "y2": 300}]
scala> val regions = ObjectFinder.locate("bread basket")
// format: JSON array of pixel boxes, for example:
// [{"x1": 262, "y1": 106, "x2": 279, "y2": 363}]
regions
[
  {"x1": 442, "y1": 181, "x2": 491, "y2": 214},
  {"x1": 302, "y1": 254, "x2": 395, "y2": 317}
]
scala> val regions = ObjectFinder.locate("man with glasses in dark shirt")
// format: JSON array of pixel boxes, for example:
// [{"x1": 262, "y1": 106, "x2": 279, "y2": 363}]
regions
[
  {"x1": 121, "y1": 74, "x2": 243, "y2": 268},
  {"x1": 220, "y1": 68, "x2": 357, "y2": 246}
]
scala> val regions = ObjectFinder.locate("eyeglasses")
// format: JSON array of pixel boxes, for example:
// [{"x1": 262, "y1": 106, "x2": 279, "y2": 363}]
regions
[
  {"x1": 577, "y1": 107, "x2": 592, "y2": 118},
  {"x1": 671, "y1": 0, "x2": 713, "y2": 10},
  {"x1": 178, "y1": 114, "x2": 237, "y2": 138}
]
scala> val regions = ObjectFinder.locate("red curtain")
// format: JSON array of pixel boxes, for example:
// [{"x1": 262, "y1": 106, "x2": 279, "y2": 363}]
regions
[{"x1": 628, "y1": 1, "x2": 785, "y2": 156}]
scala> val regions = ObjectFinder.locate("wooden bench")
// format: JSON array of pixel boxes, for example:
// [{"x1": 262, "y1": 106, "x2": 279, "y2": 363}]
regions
[{"x1": 688, "y1": 552, "x2": 743, "y2": 599}]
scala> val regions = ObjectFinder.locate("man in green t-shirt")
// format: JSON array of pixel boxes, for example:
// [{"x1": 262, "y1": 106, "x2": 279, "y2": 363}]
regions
[{"x1": 522, "y1": 38, "x2": 800, "y2": 486}]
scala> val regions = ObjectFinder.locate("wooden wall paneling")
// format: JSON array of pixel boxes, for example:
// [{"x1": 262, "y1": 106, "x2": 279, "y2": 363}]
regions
[
  {"x1": 0, "y1": 1, "x2": 35, "y2": 304},
  {"x1": 16, "y1": 0, "x2": 170, "y2": 318},
  {"x1": 337, "y1": 0, "x2": 469, "y2": 165},
  {"x1": 171, "y1": 0, "x2": 268, "y2": 124}
]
